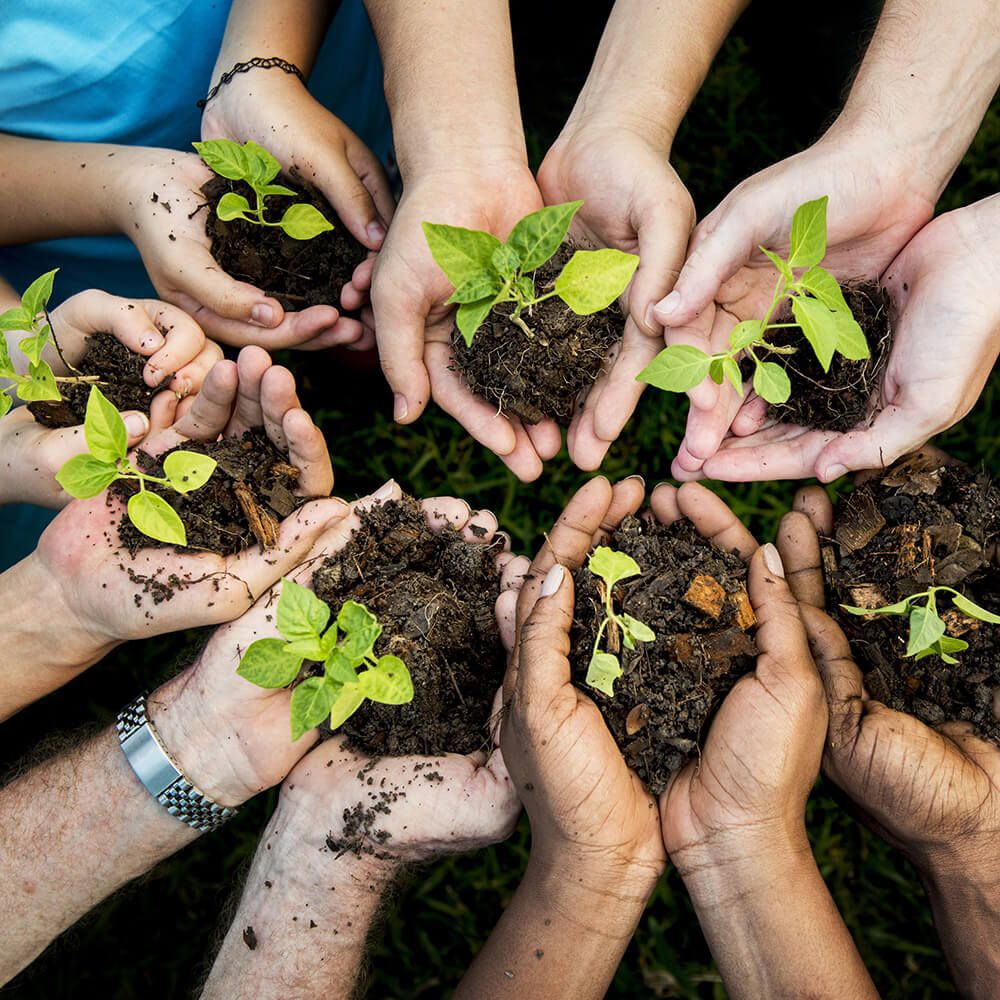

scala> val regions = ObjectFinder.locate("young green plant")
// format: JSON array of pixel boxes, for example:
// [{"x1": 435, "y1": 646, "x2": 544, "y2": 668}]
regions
[
  {"x1": 235, "y1": 579, "x2": 414, "y2": 741},
  {"x1": 638, "y1": 197, "x2": 869, "y2": 405},
  {"x1": 193, "y1": 139, "x2": 334, "y2": 240},
  {"x1": 842, "y1": 587, "x2": 1000, "y2": 663},
  {"x1": 422, "y1": 201, "x2": 639, "y2": 345},
  {"x1": 0, "y1": 268, "x2": 65, "y2": 416},
  {"x1": 55, "y1": 386, "x2": 216, "y2": 546},
  {"x1": 585, "y1": 546, "x2": 655, "y2": 696}
]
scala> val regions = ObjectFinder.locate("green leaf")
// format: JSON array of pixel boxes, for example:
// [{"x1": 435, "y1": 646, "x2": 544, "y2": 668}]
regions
[
  {"x1": 243, "y1": 140, "x2": 281, "y2": 187},
  {"x1": 324, "y1": 646, "x2": 359, "y2": 686},
  {"x1": 55, "y1": 453, "x2": 119, "y2": 498},
  {"x1": 586, "y1": 651, "x2": 622, "y2": 697},
  {"x1": 446, "y1": 269, "x2": 501, "y2": 305},
  {"x1": 21, "y1": 268, "x2": 58, "y2": 319},
  {"x1": 84, "y1": 385, "x2": 128, "y2": 463},
  {"x1": 516, "y1": 275, "x2": 535, "y2": 301},
  {"x1": 0, "y1": 307, "x2": 32, "y2": 333},
  {"x1": 760, "y1": 248, "x2": 794, "y2": 285},
  {"x1": 832, "y1": 312, "x2": 870, "y2": 361},
  {"x1": 491, "y1": 244, "x2": 521, "y2": 280},
  {"x1": 906, "y1": 600, "x2": 947, "y2": 657},
  {"x1": 283, "y1": 637, "x2": 328, "y2": 660},
  {"x1": 192, "y1": 138, "x2": 251, "y2": 181},
  {"x1": 709, "y1": 357, "x2": 725, "y2": 385},
  {"x1": 455, "y1": 295, "x2": 500, "y2": 348},
  {"x1": 637, "y1": 345, "x2": 712, "y2": 393},
  {"x1": 752, "y1": 360, "x2": 791, "y2": 404},
  {"x1": 17, "y1": 360, "x2": 60, "y2": 402},
  {"x1": 950, "y1": 592, "x2": 1000, "y2": 624},
  {"x1": 589, "y1": 545, "x2": 641, "y2": 589},
  {"x1": 237, "y1": 637, "x2": 303, "y2": 689},
  {"x1": 358, "y1": 655, "x2": 414, "y2": 704},
  {"x1": 505, "y1": 201, "x2": 582, "y2": 272},
  {"x1": 0, "y1": 392, "x2": 12, "y2": 418},
  {"x1": 841, "y1": 598, "x2": 911, "y2": 616},
  {"x1": 217, "y1": 191, "x2": 252, "y2": 222},
  {"x1": 620, "y1": 614, "x2": 655, "y2": 643},
  {"x1": 18, "y1": 331, "x2": 50, "y2": 366},
  {"x1": 792, "y1": 296, "x2": 840, "y2": 372},
  {"x1": 422, "y1": 222, "x2": 501, "y2": 287},
  {"x1": 277, "y1": 578, "x2": 330, "y2": 643},
  {"x1": 730, "y1": 320, "x2": 763, "y2": 351},
  {"x1": 162, "y1": 451, "x2": 216, "y2": 494},
  {"x1": 788, "y1": 196, "x2": 828, "y2": 268},
  {"x1": 128, "y1": 491, "x2": 187, "y2": 546},
  {"x1": 259, "y1": 183, "x2": 296, "y2": 198},
  {"x1": 279, "y1": 203, "x2": 334, "y2": 240},
  {"x1": 290, "y1": 677, "x2": 340, "y2": 741},
  {"x1": 722, "y1": 356, "x2": 744, "y2": 394},
  {"x1": 937, "y1": 635, "x2": 970, "y2": 655},
  {"x1": 554, "y1": 249, "x2": 639, "y2": 315},
  {"x1": 327, "y1": 683, "x2": 365, "y2": 731},
  {"x1": 800, "y1": 265, "x2": 849, "y2": 313},
  {"x1": 337, "y1": 600, "x2": 382, "y2": 660}
]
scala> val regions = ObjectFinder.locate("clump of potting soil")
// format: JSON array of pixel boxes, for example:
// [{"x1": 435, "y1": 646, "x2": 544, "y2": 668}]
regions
[
  {"x1": 569, "y1": 515, "x2": 757, "y2": 794},
  {"x1": 310, "y1": 495, "x2": 505, "y2": 756},
  {"x1": 451, "y1": 244, "x2": 623, "y2": 426},
  {"x1": 112, "y1": 428, "x2": 301, "y2": 556},
  {"x1": 202, "y1": 174, "x2": 366, "y2": 312},
  {"x1": 825, "y1": 453, "x2": 1000, "y2": 742},
  {"x1": 29, "y1": 332, "x2": 158, "y2": 428}
]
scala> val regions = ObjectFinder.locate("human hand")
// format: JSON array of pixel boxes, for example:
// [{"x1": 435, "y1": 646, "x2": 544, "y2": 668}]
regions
[
  {"x1": 701, "y1": 194, "x2": 1000, "y2": 482},
  {"x1": 370, "y1": 164, "x2": 565, "y2": 482},
  {"x1": 538, "y1": 125, "x2": 696, "y2": 469}
]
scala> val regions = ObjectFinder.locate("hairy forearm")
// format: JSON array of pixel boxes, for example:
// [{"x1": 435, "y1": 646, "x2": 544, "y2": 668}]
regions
[{"x1": 363, "y1": 0, "x2": 526, "y2": 175}]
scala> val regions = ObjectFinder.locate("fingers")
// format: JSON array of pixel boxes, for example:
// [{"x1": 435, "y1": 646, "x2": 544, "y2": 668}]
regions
[
  {"x1": 676, "y1": 482, "x2": 758, "y2": 560},
  {"x1": 227, "y1": 345, "x2": 274, "y2": 435},
  {"x1": 524, "y1": 419, "x2": 563, "y2": 463},
  {"x1": 315, "y1": 139, "x2": 391, "y2": 250},
  {"x1": 630, "y1": 198, "x2": 693, "y2": 337},
  {"x1": 701, "y1": 425, "x2": 838, "y2": 482},
  {"x1": 164, "y1": 359, "x2": 239, "y2": 442},
  {"x1": 495, "y1": 418, "x2": 545, "y2": 483},
  {"x1": 793, "y1": 485, "x2": 834, "y2": 535},
  {"x1": 515, "y1": 564, "x2": 574, "y2": 702},
  {"x1": 798, "y1": 604, "x2": 867, "y2": 737},
  {"x1": 282, "y1": 408, "x2": 333, "y2": 498},
  {"x1": 496, "y1": 556, "x2": 530, "y2": 652},
  {"x1": 814, "y1": 405, "x2": 930, "y2": 483},
  {"x1": 136, "y1": 302, "x2": 213, "y2": 389},
  {"x1": 776, "y1": 510, "x2": 826, "y2": 608},
  {"x1": 51, "y1": 290, "x2": 166, "y2": 365}
]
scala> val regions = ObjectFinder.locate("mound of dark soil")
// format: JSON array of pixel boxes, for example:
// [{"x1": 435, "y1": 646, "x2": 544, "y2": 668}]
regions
[
  {"x1": 29, "y1": 332, "x2": 158, "y2": 428},
  {"x1": 311, "y1": 495, "x2": 506, "y2": 757},
  {"x1": 742, "y1": 281, "x2": 892, "y2": 432},
  {"x1": 112, "y1": 428, "x2": 300, "y2": 556},
  {"x1": 202, "y1": 173, "x2": 366, "y2": 312},
  {"x1": 825, "y1": 454, "x2": 1000, "y2": 742},
  {"x1": 451, "y1": 244, "x2": 623, "y2": 426},
  {"x1": 569, "y1": 515, "x2": 757, "y2": 793}
]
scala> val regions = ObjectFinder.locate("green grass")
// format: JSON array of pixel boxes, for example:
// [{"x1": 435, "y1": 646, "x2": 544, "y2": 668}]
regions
[{"x1": 3, "y1": 7, "x2": 1000, "y2": 999}]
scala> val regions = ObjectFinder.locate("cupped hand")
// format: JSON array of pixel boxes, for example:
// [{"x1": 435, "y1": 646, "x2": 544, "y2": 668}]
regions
[
  {"x1": 370, "y1": 164, "x2": 564, "y2": 482},
  {"x1": 538, "y1": 125, "x2": 696, "y2": 470}
]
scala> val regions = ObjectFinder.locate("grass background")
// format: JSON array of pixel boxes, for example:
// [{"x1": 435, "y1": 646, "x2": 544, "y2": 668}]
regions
[{"x1": 3, "y1": 1, "x2": 1000, "y2": 996}]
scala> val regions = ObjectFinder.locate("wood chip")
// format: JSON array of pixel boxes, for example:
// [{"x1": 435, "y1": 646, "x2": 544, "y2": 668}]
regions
[
  {"x1": 234, "y1": 480, "x2": 280, "y2": 549},
  {"x1": 625, "y1": 703, "x2": 651, "y2": 736},
  {"x1": 941, "y1": 607, "x2": 980, "y2": 638},
  {"x1": 835, "y1": 492, "x2": 886, "y2": 552},
  {"x1": 928, "y1": 522, "x2": 962, "y2": 554},
  {"x1": 683, "y1": 574, "x2": 726, "y2": 618},
  {"x1": 881, "y1": 453, "x2": 944, "y2": 488},
  {"x1": 269, "y1": 461, "x2": 301, "y2": 479},
  {"x1": 821, "y1": 545, "x2": 838, "y2": 580},
  {"x1": 894, "y1": 524, "x2": 919, "y2": 576},
  {"x1": 847, "y1": 584, "x2": 890, "y2": 613},
  {"x1": 729, "y1": 585, "x2": 756, "y2": 631},
  {"x1": 667, "y1": 633, "x2": 696, "y2": 663},
  {"x1": 703, "y1": 627, "x2": 756, "y2": 661}
]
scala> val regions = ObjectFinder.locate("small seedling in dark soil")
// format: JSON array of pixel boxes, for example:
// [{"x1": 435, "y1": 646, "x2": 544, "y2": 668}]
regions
[
  {"x1": 638, "y1": 197, "x2": 869, "y2": 404},
  {"x1": 842, "y1": 587, "x2": 1000, "y2": 663},
  {"x1": 193, "y1": 139, "x2": 334, "y2": 240},
  {"x1": 423, "y1": 201, "x2": 639, "y2": 344},
  {"x1": 56, "y1": 386, "x2": 216, "y2": 546},
  {"x1": 236, "y1": 579, "x2": 414, "y2": 741},
  {"x1": 0, "y1": 268, "x2": 65, "y2": 415},
  {"x1": 585, "y1": 546, "x2": 655, "y2": 696}
]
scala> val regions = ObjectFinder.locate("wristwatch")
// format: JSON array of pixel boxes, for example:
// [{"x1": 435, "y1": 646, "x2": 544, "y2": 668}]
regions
[{"x1": 116, "y1": 693, "x2": 239, "y2": 833}]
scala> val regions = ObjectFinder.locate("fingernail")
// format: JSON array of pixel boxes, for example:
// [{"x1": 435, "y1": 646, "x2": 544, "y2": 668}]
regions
[
  {"x1": 643, "y1": 303, "x2": 660, "y2": 332},
  {"x1": 654, "y1": 290, "x2": 681, "y2": 319},
  {"x1": 144, "y1": 363, "x2": 162, "y2": 386},
  {"x1": 393, "y1": 394, "x2": 408, "y2": 421},
  {"x1": 251, "y1": 303, "x2": 275, "y2": 327},
  {"x1": 822, "y1": 464, "x2": 847, "y2": 482},
  {"x1": 372, "y1": 479, "x2": 396, "y2": 502},
  {"x1": 123, "y1": 412, "x2": 149, "y2": 438},
  {"x1": 540, "y1": 564, "x2": 564, "y2": 597},
  {"x1": 367, "y1": 220, "x2": 386, "y2": 243},
  {"x1": 623, "y1": 474, "x2": 645, "y2": 488},
  {"x1": 762, "y1": 543, "x2": 785, "y2": 578}
]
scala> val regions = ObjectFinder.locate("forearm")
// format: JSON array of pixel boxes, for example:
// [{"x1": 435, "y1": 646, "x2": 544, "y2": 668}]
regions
[{"x1": 363, "y1": 0, "x2": 526, "y2": 175}]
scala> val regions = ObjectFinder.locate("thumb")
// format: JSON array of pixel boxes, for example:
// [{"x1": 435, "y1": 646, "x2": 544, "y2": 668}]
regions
[
  {"x1": 512, "y1": 564, "x2": 574, "y2": 702},
  {"x1": 371, "y1": 282, "x2": 433, "y2": 424},
  {"x1": 311, "y1": 145, "x2": 389, "y2": 251},
  {"x1": 47, "y1": 410, "x2": 149, "y2": 471},
  {"x1": 630, "y1": 200, "x2": 693, "y2": 337}
]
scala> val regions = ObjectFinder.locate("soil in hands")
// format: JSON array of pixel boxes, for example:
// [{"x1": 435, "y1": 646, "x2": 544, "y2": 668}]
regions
[
  {"x1": 311, "y1": 495, "x2": 505, "y2": 757},
  {"x1": 29, "y1": 332, "x2": 158, "y2": 428},
  {"x1": 825, "y1": 453, "x2": 1000, "y2": 743},
  {"x1": 569, "y1": 515, "x2": 757, "y2": 794},
  {"x1": 201, "y1": 173, "x2": 366, "y2": 312},
  {"x1": 742, "y1": 281, "x2": 892, "y2": 432},
  {"x1": 112, "y1": 428, "x2": 301, "y2": 556},
  {"x1": 451, "y1": 244, "x2": 623, "y2": 427}
]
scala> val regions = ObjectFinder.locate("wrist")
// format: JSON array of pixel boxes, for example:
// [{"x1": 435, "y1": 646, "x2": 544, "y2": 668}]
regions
[{"x1": 560, "y1": 94, "x2": 679, "y2": 157}]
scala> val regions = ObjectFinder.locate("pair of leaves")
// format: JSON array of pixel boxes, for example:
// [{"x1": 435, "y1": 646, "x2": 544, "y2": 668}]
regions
[
  {"x1": 790, "y1": 296, "x2": 867, "y2": 373},
  {"x1": 0, "y1": 269, "x2": 59, "y2": 337},
  {"x1": 217, "y1": 192, "x2": 333, "y2": 241}
]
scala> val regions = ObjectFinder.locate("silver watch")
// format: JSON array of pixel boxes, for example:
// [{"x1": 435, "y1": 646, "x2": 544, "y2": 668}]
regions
[{"x1": 116, "y1": 693, "x2": 239, "y2": 833}]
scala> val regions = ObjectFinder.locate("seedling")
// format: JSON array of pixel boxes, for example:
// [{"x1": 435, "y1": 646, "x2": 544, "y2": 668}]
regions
[
  {"x1": 236, "y1": 579, "x2": 414, "y2": 741},
  {"x1": 585, "y1": 546, "x2": 655, "y2": 696},
  {"x1": 193, "y1": 138, "x2": 334, "y2": 240},
  {"x1": 638, "y1": 197, "x2": 869, "y2": 405},
  {"x1": 0, "y1": 268, "x2": 65, "y2": 416},
  {"x1": 56, "y1": 386, "x2": 216, "y2": 546},
  {"x1": 842, "y1": 587, "x2": 1000, "y2": 663},
  {"x1": 422, "y1": 201, "x2": 639, "y2": 345}
]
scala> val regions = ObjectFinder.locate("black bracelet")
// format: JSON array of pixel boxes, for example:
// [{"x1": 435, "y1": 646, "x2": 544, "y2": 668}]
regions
[{"x1": 198, "y1": 57, "x2": 305, "y2": 109}]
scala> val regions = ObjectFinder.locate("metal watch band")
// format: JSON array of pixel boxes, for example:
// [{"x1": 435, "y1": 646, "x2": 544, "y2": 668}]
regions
[{"x1": 116, "y1": 694, "x2": 239, "y2": 834}]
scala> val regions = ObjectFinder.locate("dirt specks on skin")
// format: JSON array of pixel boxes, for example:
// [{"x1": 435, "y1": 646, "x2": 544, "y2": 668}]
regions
[{"x1": 570, "y1": 515, "x2": 756, "y2": 794}]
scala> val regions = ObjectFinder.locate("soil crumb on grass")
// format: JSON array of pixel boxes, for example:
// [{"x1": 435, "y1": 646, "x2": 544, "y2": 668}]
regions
[
  {"x1": 743, "y1": 281, "x2": 892, "y2": 432},
  {"x1": 826, "y1": 453, "x2": 1000, "y2": 743},
  {"x1": 29, "y1": 332, "x2": 158, "y2": 428},
  {"x1": 569, "y1": 515, "x2": 757, "y2": 794},
  {"x1": 311, "y1": 495, "x2": 505, "y2": 757},
  {"x1": 112, "y1": 428, "x2": 301, "y2": 556},
  {"x1": 202, "y1": 173, "x2": 366, "y2": 312},
  {"x1": 451, "y1": 244, "x2": 623, "y2": 427}
]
